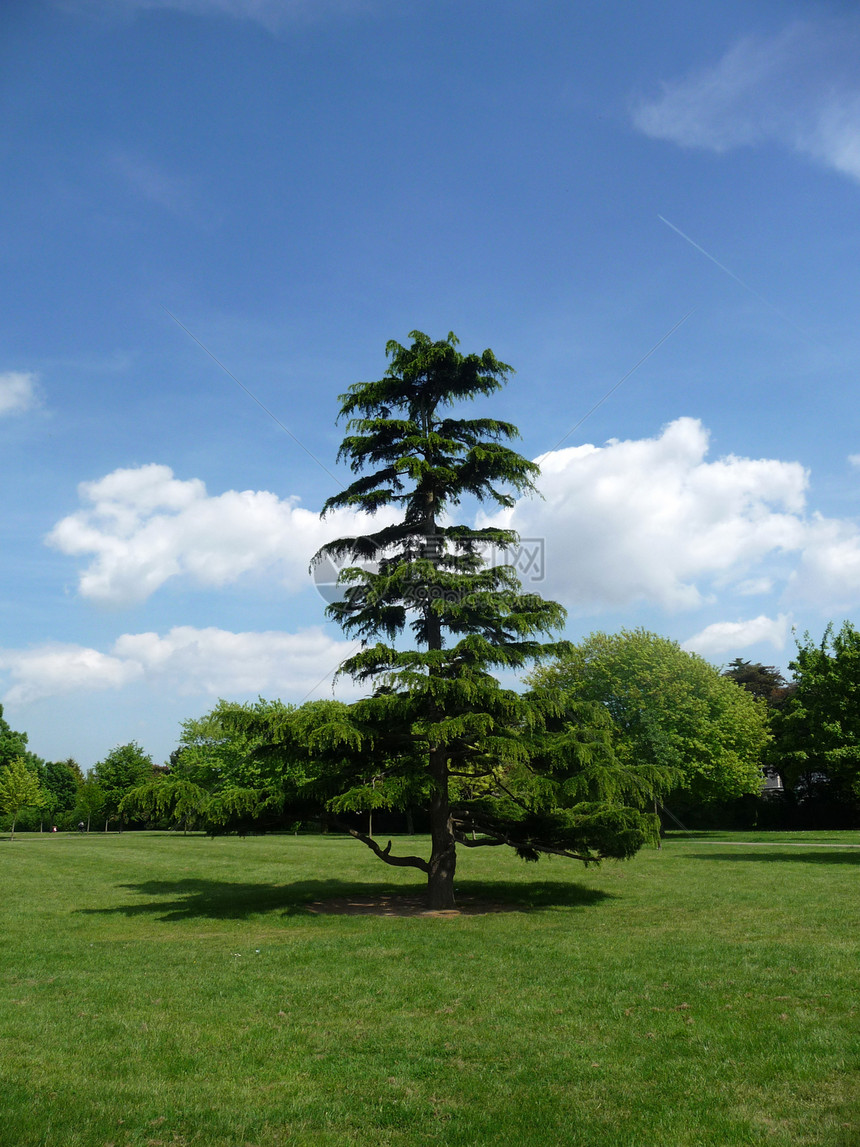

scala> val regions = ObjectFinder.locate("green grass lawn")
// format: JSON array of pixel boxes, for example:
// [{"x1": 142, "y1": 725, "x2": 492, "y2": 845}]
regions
[{"x1": 1, "y1": 831, "x2": 859, "y2": 1146}]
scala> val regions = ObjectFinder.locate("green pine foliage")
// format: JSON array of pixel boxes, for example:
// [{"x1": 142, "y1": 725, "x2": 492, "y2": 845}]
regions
[{"x1": 308, "y1": 331, "x2": 659, "y2": 906}]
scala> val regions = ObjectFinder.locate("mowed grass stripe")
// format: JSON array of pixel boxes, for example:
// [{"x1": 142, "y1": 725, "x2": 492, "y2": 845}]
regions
[{"x1": 1, "y1": 832, "x2": 858, "y2": 1146}]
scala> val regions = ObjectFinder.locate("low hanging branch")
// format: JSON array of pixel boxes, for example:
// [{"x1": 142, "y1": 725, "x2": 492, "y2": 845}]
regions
[
  {"x1": 453, "y1": 820, "x2": 596, "y2": 863},
  {"x1": 322, "y1": 812, "x2": 430, "y2": 872}
]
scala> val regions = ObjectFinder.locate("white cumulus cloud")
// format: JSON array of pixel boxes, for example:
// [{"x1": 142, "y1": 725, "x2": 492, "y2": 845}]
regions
[
  {"x1": 46, "y1": 422, "x2": 860, "y2": 620},
  {"x1": 112, "y1": 625, "x2": 353, "y2": 695},
  {"x1": 682, "y1": 614, "x2": 791, "y2": 658},
  {"x1": 633, "y1": 20, "x2": 860, "y2": 182},
  {"x1": 786, "y1": 515, "x2": 860, "y2": 610},
  {"x1": 46, "y1": 463, "x2": 392, "y2": 606},
  {"x1": 0, "y1": 372, "x2": 39, "y2": 416},
  {"x1": 485, "y1": 417, "x2": 808, "y2": 612},
  {"x1": 0, "y1": 625, "x2": 356, "y2": 705},
  {"x1": 0, "y1": 644, "x2": 143, "y2": 705}
]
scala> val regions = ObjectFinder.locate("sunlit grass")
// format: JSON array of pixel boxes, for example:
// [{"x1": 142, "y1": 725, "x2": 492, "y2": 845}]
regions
[{"x1": 1, "y1": 831, "x2": 859, "y2": 1145}]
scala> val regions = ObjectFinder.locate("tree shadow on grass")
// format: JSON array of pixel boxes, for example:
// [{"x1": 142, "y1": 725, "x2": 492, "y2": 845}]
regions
[
  {"x1": 77, "y1": 877, "x2": 614, "y2": 922},
  {"x1": 452, "y1": 880, "x2": 615, "y2": 911},
  {"x1": 688, "y1": 850, "x2": 860, "y2": 865}
]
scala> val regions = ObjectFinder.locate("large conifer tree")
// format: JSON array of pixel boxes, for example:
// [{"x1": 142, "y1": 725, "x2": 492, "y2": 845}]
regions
[{"x1": 313, "y1": 331, "x2": 656, "y2": 908}]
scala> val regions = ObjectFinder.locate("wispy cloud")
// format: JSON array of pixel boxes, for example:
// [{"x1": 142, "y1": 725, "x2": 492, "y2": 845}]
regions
[
  {"x1": 633, "y1": 20, "x2": 860, "y2": 182},
  {"x1": 0, "y1": 372, "x2": 39, "y2": 417},
  {"x1": 63, "y1": 0, "x2": 375, "y2": 32},
  {"x1": 108, "y1": 150, "x2": 191, "y2": 213}
]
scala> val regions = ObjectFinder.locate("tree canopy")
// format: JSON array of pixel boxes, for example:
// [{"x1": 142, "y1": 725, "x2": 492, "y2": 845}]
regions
[
  {"x1": 0, "y1": 756, "x2": 45, "y2": 840},
  {"x1": 74, "y1": 780, "x2": 106, "y2": 832},
  {"x1": 121, "y1": 702, "x2": 299, "y2": 833},
  {"x1": 0, "y1": 705, "x2": 29, "y2": 769},
  {"x1": 300, "y1": 331, "x2": 660, "y2": 907},
  {"x1": 770, "y1": 621, "x2": 860, "y2": 818},
  {"x1": 529, "y1": 629, "x2": 770, "y2": 806},
  {"x1": 722, "y1": 659, "x2": 794, "y2": 709},
  {"x1": 41, "y1": 759, "x2": 84, "y2": 817},
  {"x1": 92, "y1": 742, "x2": 156, "y2": 830}
]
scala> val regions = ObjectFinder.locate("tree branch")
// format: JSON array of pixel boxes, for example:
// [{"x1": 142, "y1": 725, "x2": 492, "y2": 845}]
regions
[
  {"x1": 323, "y1": 813, "x2": 429, "y2": 872},
  {"x1": 451, "y1": 816, "x2": 596, "y2": 863},
  {"x1": 493, "y1": 778, "x2": 533, "y2": 813},
  {"x1": 453, "y1": 834, "x2": 505, "y2": 848}
]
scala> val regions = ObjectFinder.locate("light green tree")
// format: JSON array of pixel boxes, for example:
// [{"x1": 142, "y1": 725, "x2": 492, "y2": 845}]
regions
[
  {"x1": 117, "y1": 702, "x2": 302, "y2": 835},
  {"x1": 92, "y1": 742, "x2": 156, "y2": 831},
  {"x1": 74, "y1": 781, "x2": 106, "y2": 832},
  {"x1": 0, "y1": 756, "x2": 45, "y2": 840},
  {"x1": 529, "y1": 629, "x2": 770, "y2": 806},
  {"x1": 120, "y1": 777, "x2": 209, "y2": 834}
]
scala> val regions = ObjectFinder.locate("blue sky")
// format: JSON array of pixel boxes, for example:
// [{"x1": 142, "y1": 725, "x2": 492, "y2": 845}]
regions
[{"x1": 3, "y1": 0, "x2": 860, "y2": 769}]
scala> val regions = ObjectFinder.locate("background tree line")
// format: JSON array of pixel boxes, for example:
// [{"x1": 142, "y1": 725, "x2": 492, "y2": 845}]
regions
[
  {"x1": 3, "y1": 327, "x2": 859, "y2": 864},
  {"x1": 4, "y1": 621, "x2": 860, "y2": 841}
]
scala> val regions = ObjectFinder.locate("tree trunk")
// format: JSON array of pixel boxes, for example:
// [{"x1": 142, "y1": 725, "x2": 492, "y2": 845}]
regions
[
  {"x1": 10, "y1": 816, "x2": 16, "y2": 842},
  {"x1": 405, "y1": 808, "x2": 414, "y2": 835},
  {"x1": 427, "y1": 747, "x2": 456, "y2": 909},
  {"x1": 422, "y1": 483, "x2": 456, "y2": 909}
]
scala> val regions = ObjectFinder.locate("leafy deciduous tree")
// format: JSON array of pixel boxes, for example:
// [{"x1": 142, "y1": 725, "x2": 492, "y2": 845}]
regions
[
  {"x1": 75, "y1": 780, "x2": 106, "y2": 832},
  {"x1": 530, "y1": 630, "x2": 770, "y2": 806},
  {"x1": 0, "y1": 705, "x2": 28, "y2": 768},
  {"x1": 0, "y1": 756, "x2": 45, "y2": 840},
  {"x1": 771, "y1": 622, "x2": 860, "y2": 817},
  {"x1": 92, "y1": 742, "x2": 156, "y2": 831},
  {"x1": 120, "y1": 777, "x2": 210, "y2": 833},
  {"x1": 41, "y1": 759, "x2": 84, "y2": 818},
  {"x1": 123, "y1": 702, "x2": 306, "y2": 834}
]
